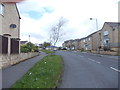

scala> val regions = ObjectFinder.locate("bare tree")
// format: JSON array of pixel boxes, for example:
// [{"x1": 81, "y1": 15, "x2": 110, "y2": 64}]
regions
[{"x1": 50, "y1": 17, "x2": 67, "y2": 47}]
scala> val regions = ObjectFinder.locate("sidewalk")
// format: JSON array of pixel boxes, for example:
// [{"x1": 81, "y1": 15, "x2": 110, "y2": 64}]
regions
[
  {"x1": 97, "y1": 54, "x2": 119, "y2": 60},
  {"x1": 2, "y1": 52, "x2": 47, "y2": 88},
  {"x1": 84, "y1": 52, "x2": 119, "y2": 60}
]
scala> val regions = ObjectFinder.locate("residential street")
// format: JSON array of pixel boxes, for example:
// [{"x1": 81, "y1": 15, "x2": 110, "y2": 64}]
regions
[
  {"x1": 2, "y1": 52, "x2": 47, "y2": 88},
  {"x1": 56, "y1": 51, "x2": 119, "y2": 88},
  {"x1": 2, "y1": 51, "x2": 119, "y2": 88}
]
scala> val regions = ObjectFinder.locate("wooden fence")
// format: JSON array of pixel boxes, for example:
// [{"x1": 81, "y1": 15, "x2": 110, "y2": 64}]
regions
[
  {"x1": 11, "y1": 38, "x2": 19, "y2": 54},
  {"x1": 0, "y1": 35, "x2": 8, "y2": 54},
  {"x1": 0, "y1": 35, "x2": 19, "y2": 54}
]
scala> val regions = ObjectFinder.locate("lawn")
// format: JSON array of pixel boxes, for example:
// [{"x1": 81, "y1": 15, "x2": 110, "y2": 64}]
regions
[
  {"x1": 40, "y1": 50, "x2": 55, "y2": 54},
  {"x1": 11, "y1": 55, "x2": 63, "y2": 88}
]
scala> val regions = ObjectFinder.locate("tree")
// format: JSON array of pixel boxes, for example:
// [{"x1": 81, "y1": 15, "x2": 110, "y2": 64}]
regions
[
  {"x1": 43, "y1": 42, "x2": 51, "y2": 48},
  {"x1": 50, "y1": 17, "x2": 67, "y2": 46}
]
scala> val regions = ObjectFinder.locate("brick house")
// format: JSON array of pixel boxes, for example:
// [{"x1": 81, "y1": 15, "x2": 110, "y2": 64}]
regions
[
  {"x1": 101, "y1": 22, "x2": 120, "y2": 52},
  {"x1": 62, "y1": 40, "x2": 74, "y2": 50},
  {"x1": 90, "y1": 30, "x2": 101, "y2": 53},
  {"x1": 62, "y1": 22, "x2": 120, "y2": 55},
  {"x1": 78, "y1": 37, "x2": 86, "y2": 50},
  {"x1": 20, "y1": 41, "x2": 28, "y2": 46},
  {"x1": 72, "y1": 39, "x2": 81, "y2": 50},
  {"x1": 0, "y1": 3, "x2": 21, "y2": 55}
]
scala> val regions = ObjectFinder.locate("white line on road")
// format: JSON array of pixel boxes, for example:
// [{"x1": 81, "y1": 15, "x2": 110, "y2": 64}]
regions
[
  {"x1": 88, "y1": 58, "x2": 101, "y2": 64},
  {"x1": 110, "y1": 67, "x2": 120, "y2": 72},
  {"x1": 79, "y1": 55, "x2": 84, "y2": 57}
]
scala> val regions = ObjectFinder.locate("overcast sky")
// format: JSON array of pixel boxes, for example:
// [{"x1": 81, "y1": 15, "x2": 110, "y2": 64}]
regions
[{"x1": 17, "y1": 0, "x2": 119, "y2": 46}]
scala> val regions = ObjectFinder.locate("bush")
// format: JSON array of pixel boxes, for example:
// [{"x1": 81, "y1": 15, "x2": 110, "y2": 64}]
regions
[{"x1": 20, "y1": 42, "x2": 39, "y2": 53}]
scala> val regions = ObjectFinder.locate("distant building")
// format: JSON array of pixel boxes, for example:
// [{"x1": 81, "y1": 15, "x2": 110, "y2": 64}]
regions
[
  {"x1": 46, "y1": 46, "x2": 58, "y2": 50},
  {"x1": 72, "y1": 39, "x2": 81, "y2": 50},
  {"x1": 62, "y1": 22, "x2": 120, "y2": 55},
  {"x1": 20, "y1": 41, "x2": 28, "y2": 46},
  {"x1": 62, "y1": 40, "x2": 74, "y2": 50},
  {"x1": 0, "y1": 3, "x2": 21, "y2": 55}
]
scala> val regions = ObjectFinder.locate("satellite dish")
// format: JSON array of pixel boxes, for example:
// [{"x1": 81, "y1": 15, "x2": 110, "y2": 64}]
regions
[{"x1": 10, "y1": 24, "x2": 17, "y2": 28}]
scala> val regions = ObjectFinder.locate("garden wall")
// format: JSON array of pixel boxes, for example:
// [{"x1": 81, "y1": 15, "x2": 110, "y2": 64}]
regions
[{"x1": 0, "y1": 52, "x2": 39, "y2": 69}]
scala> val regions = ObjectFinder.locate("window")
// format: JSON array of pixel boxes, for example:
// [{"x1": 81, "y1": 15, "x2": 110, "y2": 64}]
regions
[
  {"x1": 0, "y1": 4, "x2": 4, "y2": 15},
  {"x1": 103, "y1": 30, "x2": 109, "y2": 36},
  {"x1": 89, "y1": 37, "x2": 91, "y2": 41},
  {"x1": 103, "y1": 39, "x2": 109, "y2": 44},
  {"x1": 83, "y1": 39, "x2": 85, "y2": 42}
]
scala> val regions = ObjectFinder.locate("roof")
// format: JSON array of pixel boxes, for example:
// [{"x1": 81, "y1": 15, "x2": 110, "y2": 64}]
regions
[
  {"x1": 20, "y1": 41, "x2": 28, "y2": 44},
  {"x1": 15, "y1": 3, "x2": 21, "y2": 19},
  {"x1": 46, "y1": 46, "x2": 58, "y2": 48},
  {"x1": 87, "y1": 30, "x2": 101, "y2": 37},
  {"x1": 105, "y1": 22, "x2": 120, "y2": 28},
  {"x1": 64, "y1": 39, "x2": 74, "y2": 43}
]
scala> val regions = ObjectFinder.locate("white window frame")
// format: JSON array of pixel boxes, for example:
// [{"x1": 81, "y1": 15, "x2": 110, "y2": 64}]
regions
[
  {"x1": 89, "y1": 37, "x2": 91, "y2": 41},
  {"x1": 83, "y1": 39, "x2": 85, "y2": 42},
  {"x1": 0, "y1": 4, "x2": 4, "y2": 16},
  {"x1": 104, "y1": 30, "x2": 109, "y2": 36}
]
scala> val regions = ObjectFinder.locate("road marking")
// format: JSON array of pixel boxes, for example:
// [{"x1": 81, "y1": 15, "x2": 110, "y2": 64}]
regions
[
  {"x1": 88, "y1": 58, "x2": 101, "y2": 64},
  {"x1": 110, "y1": 67, "x2": 120, "y2": 72},
  {"x1": 79, "y1": 55, "x2": 84, "y2": 57}
]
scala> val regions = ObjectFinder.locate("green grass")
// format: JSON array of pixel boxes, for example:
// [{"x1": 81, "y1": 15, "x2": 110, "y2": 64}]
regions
[
  {"x1": 11, "y1": 55, "x2": 63, "y2": 88},
  {"x1": 40, "y1": 50, "x2": 55, "y2": 54}
]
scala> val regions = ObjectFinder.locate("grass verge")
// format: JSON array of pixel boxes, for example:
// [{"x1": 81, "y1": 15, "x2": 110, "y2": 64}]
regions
[
  {"x1": 11, "y1": 55, "x2": 63, "y2": 88},
  {"x1": 40, "y1": 50, "x2": 55, "y2": 54}
]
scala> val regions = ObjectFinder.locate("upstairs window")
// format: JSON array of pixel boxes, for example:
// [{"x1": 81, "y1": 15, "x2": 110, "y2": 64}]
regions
[
  {"x1": 0, "y1": 4, "x2": 4, "y2": 15},
  {"x1": 103, "y1": 30, "x2": 109, "y2": 36},
  {"x1": 83, "y1": 39, "x2": 85, "y2": 42},
  {"x1": 88, "y1": 37, "x2": 91, "y2": 41}
]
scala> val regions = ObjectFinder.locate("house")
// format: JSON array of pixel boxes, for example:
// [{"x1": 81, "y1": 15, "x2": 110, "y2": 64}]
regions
[
  {"x1": 100, "y1": 22, "x2": 120, "y2": 52},
  {"x1": 20, "y1": 41, "x2": 28, "y2": 46},
  {"x1": 63, "y1": 40, "x2": 75, "y2": 50},
  {"x1": 62, "y1": 22, "x2": 120, "y2": 55},
  {"x1": 0, "y1": 3, "x2": 21, "y2": 55},
  {"x1": 78, "y1": 38, "x2": 83, "y2": 50},
  {"x1": 84, "y1": 35, "x2": 92, "y2": 51},
  {"x1": 46, "y1": 46, "x2": 58, "y2": 50},
  {"x1": 90, "y1": 30, "x2": 101, "y2": 52},
  {"x1": 72, "y1": 39, "x2": 81, "y2": 50}
]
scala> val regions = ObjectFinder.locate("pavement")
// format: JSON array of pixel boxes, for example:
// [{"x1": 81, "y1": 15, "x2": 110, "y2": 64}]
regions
[
  {"x1": 2, "y1": 52, "x2": 47, "y2": 88},
  {"x1": 72, "y1": 51, "x2": 119, "y2": 60},
  {"x1": 56, "y1": 51, "x2": 119, "y2": 88}
]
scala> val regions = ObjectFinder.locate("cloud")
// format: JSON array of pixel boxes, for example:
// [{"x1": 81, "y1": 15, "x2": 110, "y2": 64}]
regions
[{"x1": 17, "y1": 0, "x2": 119, "y2": 46}]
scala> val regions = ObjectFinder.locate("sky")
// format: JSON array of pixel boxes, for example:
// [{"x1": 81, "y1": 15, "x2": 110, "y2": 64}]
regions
[{"x1": 17, "y1": 0, "x2": 119, "y2": 46}]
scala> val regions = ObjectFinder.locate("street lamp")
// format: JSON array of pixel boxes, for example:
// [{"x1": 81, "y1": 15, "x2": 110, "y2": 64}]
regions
[
  {"x1": 90, "y1": 18, "x2": 98, "y2": 31},
  {"x1": 90, "y1": 18, "x2": 100, "y2": 53},
  {"x1": 29, "y1": 35, "x2": 30, "y2": 43}
]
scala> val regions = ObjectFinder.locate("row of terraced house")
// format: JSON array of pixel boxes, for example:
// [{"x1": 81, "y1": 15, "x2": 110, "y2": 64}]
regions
[{"x1": 62, "y1": 22, "x2": 120, "y2": 55}]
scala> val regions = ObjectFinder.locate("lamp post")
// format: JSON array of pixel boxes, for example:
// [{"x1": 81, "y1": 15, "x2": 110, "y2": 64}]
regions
[
  {"x1": 90, "y1": 18, "x2": 99, "y2": 53},
  {"x1": 90, "y1": 18, "x2": 98, "y2": 31},
  {"x1": 29, "y1": 35, "x2": 30, "y2": 43}
]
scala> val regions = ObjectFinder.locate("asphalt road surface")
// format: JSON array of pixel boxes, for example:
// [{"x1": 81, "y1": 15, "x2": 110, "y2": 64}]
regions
[
  {"x1": 56, "y1": 51, "x2": 119, "y2": 88},
  {"x1": 2, "y1": 52, "x2": 47, "y2": 88}
]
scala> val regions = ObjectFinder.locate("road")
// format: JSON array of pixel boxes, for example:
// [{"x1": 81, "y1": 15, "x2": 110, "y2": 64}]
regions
[
  {"x1": 2, "y1": 52, "x2": 47, "y2": 88},
  {"x1": 56, "y1": 51, "x2": 119, "y2": 88}
]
